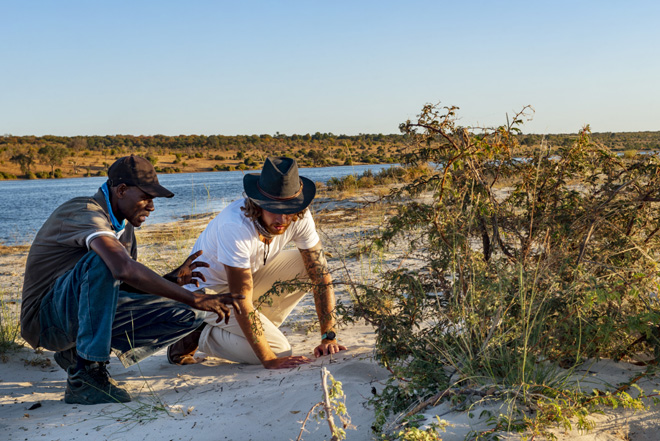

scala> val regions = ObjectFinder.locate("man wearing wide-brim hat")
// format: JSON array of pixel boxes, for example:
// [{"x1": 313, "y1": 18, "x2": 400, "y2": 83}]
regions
[{"x1": 177, "y1": 156, "x2": 346, "y2": 368}]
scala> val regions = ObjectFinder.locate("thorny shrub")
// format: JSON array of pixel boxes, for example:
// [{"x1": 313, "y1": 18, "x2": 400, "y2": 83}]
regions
[{"x1": 345, "y1": 104, "x2": 660, "y2": 437}]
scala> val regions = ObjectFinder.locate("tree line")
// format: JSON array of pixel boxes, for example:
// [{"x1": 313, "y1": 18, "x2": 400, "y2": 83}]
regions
[{"x1": 1, "y1": 130, "x2": 659, "y2": 180}]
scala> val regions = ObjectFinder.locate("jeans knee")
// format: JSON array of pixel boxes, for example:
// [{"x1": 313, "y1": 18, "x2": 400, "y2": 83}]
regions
[
  {"x1": 175, "y1": 304, "x2": 206, "y2": 330},
  {"x1": 82, "y1": 251, "x2": 114, "y2": 281},
  {"x1": 192, "y1": 308, "x2": 207, "y2": 327}
]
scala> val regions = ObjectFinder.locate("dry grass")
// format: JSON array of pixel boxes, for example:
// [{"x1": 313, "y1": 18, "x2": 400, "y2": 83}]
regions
[{"x1": 0, "y1": 245, "x2": 30, "y2": 256}]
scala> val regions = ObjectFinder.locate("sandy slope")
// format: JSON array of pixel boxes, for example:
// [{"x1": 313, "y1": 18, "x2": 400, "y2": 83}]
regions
[
  {"x1": 1, "y1": 321, "x2": 387, "y2": 441},
  {"x1": 2, "y1": 198, "x2": 660, "y2": 441}
]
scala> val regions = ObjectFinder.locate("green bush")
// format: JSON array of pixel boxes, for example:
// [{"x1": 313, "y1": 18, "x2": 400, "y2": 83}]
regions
[
  {"x1": 357, "y1": 175, "x2": 375, "y2": 188},
  {"x1": 0, "y1": 171, "x2": 17, "y2": 180},
  {"x1": 326, "y1": 167, "x2": 410, "y2": 191},
  {"x1": 327, "y1": 174, "x2": 357, "y2": 191},
  {"x1": 348, "y1": 104, "x2": 660, "y2": 437}
]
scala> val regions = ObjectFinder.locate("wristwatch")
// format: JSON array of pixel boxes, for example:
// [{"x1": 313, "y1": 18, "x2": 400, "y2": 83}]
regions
[{"x1": 322, "y1": 331, "x2": 337, "y2": 341}]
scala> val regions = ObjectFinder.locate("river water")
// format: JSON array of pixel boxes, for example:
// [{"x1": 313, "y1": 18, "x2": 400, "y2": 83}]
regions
[{"x1": 0, "y1": 164, "x2": 394, "y2": 245}]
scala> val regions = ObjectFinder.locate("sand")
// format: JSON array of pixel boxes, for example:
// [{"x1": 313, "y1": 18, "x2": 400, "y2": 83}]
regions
[{"x1": 2, "y1": 197, "x2": 660, "y2": 441}]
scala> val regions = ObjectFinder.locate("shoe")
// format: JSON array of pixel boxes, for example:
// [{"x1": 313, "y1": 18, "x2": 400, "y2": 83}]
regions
[
  {"x1": 56, "y1": 349, "x2": 119, "y2": 386},
  {"x1": 64, "y1": 362, "x2": 131, "y2": 404},
  {"x1": 54, "y1": 347, "x2": 77, "y2": 371},
  {"x1": 167, "y1": 326, "x2": 204, "y2": 365}
]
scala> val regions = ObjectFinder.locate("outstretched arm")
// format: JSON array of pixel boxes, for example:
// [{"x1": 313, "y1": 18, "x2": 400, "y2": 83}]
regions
[
  {"x1": 120, "y1": 249, "x2": 209, "y2": 293},
  {"x1": 299, "y1": 241, "x2": 347, "y2": 357},
  {"x1": 225, "y1": 264, "x2": 311, "y2": 369},
  {"x1": 90, "y1": 235, "x2": 242, "y2": 322}
]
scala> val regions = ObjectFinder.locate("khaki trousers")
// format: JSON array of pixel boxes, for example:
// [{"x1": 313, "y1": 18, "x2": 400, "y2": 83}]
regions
[{"x1": 198, "y1": 250, "x2": 309, "y2": 364}]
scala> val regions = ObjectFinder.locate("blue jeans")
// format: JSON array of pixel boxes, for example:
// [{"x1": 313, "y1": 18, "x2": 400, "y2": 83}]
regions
[{"x1": 39, "y1": 251, "x2": 205, "y2": 367}]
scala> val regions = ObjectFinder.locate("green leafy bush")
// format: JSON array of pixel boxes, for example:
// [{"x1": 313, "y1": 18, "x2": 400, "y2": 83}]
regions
[
  {"x1": 0, "y1": 171, "x2": 17, "y2": 180},
  {"x1": 349, "y1": 104, "x2": 660, "y2": 437}
]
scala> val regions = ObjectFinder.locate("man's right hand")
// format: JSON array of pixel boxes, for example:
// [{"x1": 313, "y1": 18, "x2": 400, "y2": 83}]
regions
[
  {"x1": 192, "y1": 292, "x2": 244, "y2": 324},
  {"x1": 263, "y1": 355, "x2": 311, "y2": 369}
]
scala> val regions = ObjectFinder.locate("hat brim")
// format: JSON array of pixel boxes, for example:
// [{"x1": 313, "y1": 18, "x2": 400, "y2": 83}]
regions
[
  {"x1": 243, "y1": 174, "x2": 316, "y2": 214},
  {"x1": 138, "y1": 183, "x2": 175, "y2": 198}
]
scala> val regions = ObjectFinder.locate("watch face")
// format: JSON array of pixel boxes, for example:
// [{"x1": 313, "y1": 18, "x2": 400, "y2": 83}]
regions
[{"x1": 325, "y1": 331, "x2": 336, "y2": 340}]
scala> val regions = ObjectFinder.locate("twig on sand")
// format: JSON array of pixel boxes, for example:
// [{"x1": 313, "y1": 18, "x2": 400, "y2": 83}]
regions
[{"x1": 296, "y1": 367, "x2": 350, "y2": 441}]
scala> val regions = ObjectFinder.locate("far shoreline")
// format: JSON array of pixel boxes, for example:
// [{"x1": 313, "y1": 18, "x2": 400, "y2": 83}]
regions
[{"x1": 0, "y1": 158, "x2": 398, "y2": 182}]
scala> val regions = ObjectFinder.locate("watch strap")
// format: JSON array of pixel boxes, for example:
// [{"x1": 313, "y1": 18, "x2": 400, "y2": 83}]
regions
[{"x1": 322, "y1": 331, "x2": 337, "y2": 340}]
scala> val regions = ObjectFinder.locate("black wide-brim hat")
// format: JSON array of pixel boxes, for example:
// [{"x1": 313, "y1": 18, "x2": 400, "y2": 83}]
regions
[{"x1": 243, "y1": 157, "x2": 316, "y2": 215}]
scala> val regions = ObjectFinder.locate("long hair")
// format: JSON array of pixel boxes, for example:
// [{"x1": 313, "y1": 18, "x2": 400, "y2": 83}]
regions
[{"x1": 240, "y1": 197, "x2": 307, "y2": 222}]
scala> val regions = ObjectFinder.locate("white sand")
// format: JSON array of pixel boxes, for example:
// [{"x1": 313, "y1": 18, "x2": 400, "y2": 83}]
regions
[
  {"x1": 3, "y1": 326, "x2": 660, "y2": 441},
  {"x1": 2, "y1": 203, "x2": 660, "y2": 440},
  {"x1": 1, "y1": 321, "x2": 387, "y2": 441}
]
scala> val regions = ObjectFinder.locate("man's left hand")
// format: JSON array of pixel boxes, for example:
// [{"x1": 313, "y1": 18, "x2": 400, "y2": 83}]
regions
[
  {"x1": 314, "y1": 341, "x2": 347, "y2": 358},
  {"x1": 165, "y1": 250, "x2": 210, "y2": 287}
]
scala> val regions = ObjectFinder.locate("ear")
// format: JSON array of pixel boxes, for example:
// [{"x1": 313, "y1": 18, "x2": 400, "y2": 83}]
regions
[{"x1": 114, "y1": 183, "x2": 129, "y2": 199}]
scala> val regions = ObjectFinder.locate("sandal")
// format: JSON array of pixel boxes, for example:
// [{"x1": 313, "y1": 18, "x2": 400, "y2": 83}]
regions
[
  {"x1": 167, "y1": 345, "x2": 198, "y2": 365},
  {"x1": 166, "y1": 324, "x2": 205, "y2": 365}
]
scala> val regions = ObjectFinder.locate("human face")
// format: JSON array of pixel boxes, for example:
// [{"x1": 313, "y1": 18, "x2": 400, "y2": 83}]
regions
[
  {"x1": 259, "y1": 209, "x2": 294, "y2": 235},
  {"x1": 116, "y1": 185, "x2": 155, "y2": 227}
]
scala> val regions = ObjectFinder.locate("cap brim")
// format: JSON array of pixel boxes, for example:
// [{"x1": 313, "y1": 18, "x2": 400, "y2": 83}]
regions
[
  {"x1": 243, "y1": 174, "x2": 316, "y2": 214},
  {"x1": 138, "y1": 183, "x2": 175, "y2": 198}
]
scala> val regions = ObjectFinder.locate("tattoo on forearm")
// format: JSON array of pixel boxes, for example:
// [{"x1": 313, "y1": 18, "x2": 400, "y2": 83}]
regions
[
  {"x1": 248, "y1": 310, "x2": 265, "y2": 340},
  {"x1": 302, "y1": 248, "x2": 330, "y2": 282},
  {"x1": 302, "y1": 247, "x2": 335, "y2": 327}
]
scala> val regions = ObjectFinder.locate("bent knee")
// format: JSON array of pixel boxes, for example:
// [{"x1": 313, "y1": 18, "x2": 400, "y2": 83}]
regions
[
  {"x1": 192, "y1": 308, "x2": 207, "y2": 325},
  {"x1": 270, "y1": 338, "x2": 292, "y2": 357},
  {"x1": 82, "y1": 251, "x2": 115, "y2": 280},
  {"x1": 274, "y1": 346, "x2": 293, "y2": 358}
]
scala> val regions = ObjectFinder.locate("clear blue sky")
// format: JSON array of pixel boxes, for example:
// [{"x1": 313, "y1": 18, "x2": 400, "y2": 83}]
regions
[{"x1": 1, "y1": 0, "x2": 658, "y2": 136}]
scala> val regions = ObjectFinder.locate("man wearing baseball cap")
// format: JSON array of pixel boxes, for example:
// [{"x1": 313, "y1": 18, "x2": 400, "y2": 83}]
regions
[
  {"x1": 178, "y1": 157, "x2": 346, "y2": 369},
  {"x1": 20, "y1": 155, "x2": 243, "y2": 404}
]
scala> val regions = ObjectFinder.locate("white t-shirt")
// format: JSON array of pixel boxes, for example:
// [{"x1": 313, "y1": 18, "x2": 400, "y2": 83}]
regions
[{"x1": 186, "y1": 198, "x2": 320, "y2": 291}]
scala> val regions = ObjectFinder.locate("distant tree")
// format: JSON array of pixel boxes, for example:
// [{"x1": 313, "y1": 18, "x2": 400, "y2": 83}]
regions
[
  {"x1": 38, "y1": 145, "x2": 68, "y2": 178},
  {"x1": 10, "y1": 148, "x2": 36, "y2": 175},
  {"x1": 208, "y1": 135, "x2": 220, "y2": 149},
  {"x1": 68, "y1": 137, "x2": 87, "y2": 152}
]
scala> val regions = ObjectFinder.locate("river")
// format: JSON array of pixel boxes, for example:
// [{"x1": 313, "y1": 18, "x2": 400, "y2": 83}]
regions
[{"x1": 0, "y1": 164, "x2": 394, "y2": 245}]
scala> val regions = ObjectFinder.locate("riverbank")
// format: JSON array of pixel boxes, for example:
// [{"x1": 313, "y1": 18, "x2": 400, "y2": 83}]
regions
[
  {"x1": 1, "y1": 197, "x2": 660, "y2": 440},
  {"x1": 0, "y1": 163, "x2": 398, "y2": 246},
  {"x1": 0, "y1": 140, "x2": 401, "y2": 180},
  {"x1": 0, "y1": 194, "x2": 392, "y2": 441}
]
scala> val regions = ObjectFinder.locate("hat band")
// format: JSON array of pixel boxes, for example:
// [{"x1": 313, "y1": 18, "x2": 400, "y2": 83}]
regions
[{"x1": 257, "y1": 180, "x2": 303, "y2": 201}]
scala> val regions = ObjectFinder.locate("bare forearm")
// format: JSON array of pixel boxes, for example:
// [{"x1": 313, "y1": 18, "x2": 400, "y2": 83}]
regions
[
  {"x1": 234, "y1": 300, "x2": 278, "y2": 364},
  {"x1": 301, "y1": 245, "x2": 337, "y2": 333},
  {"x1": 89, "y1": 236, "x2": 240, "y2": 322},
  {"x1": 310, "y1": 271, "x2": 335, "y2": 332},
  {"x1": 224, "y1": 264, "x2": 278, "y2": 365},
  {"x1": 119, "y1": 260, "x2": 199, "y2": 306}
]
